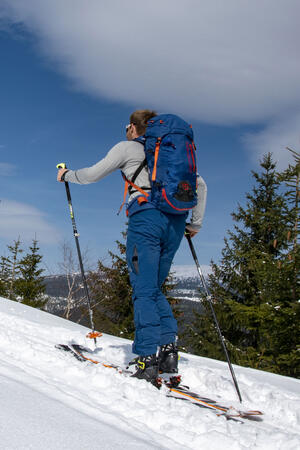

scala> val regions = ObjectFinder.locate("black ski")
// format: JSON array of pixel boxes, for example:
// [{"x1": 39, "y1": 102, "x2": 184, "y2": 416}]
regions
[{"x1": 56, "y1": 343, "x2": 263, "y2": 422}]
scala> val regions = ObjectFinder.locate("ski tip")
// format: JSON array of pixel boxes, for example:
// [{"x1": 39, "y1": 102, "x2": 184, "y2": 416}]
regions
[
  {"x1": 55, "y1": 344, "x2": 68, "y2": 350},
  {"x1": 242, "y1": 410, "x2": 264, "y2": 416},
  {"x1": 86, "y1": 331, "x2": 103, "y2": 339}
]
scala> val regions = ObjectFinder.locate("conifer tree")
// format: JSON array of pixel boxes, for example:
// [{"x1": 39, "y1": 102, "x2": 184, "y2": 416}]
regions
[
  {"x1": 275, "y1": 148, "x2": 300, "y2": 376},
  {"x1": 0, "y1": 239, "x2": 23, "y2": 300},
  {"x1": 188, "y1": 153, "x2": 299, "y2": 377},
  {"x1": 0, "y1": 258, "x2": 8, "y2": 297},
  {"x1": 15, "y1": 239, "x2": 47, "y2": 308}
]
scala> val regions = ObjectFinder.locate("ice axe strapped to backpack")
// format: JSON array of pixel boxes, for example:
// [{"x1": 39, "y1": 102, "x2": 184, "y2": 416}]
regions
[{"x1": 120, "y1": 114, "x2": 198, "y2": 215}]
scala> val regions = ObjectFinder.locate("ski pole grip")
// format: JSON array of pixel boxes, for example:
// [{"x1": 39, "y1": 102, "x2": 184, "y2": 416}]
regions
[{"x1": 56, "y1": 162, "x2": 67, "y2": 169}]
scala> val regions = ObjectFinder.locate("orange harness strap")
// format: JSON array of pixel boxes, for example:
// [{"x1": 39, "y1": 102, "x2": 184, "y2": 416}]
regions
[
  {"x1": 118, "y1": 179, "x2": 129, "y2": 215},
  {"x1": 118, "y1": 173, "x2": 150, "y2": 214}
]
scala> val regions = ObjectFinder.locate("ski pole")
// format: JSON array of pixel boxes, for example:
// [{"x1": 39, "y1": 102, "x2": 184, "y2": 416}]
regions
[
  {"x1": 185, "y1": 231, "x2": 243, "y2": 403},
  {"x1": 57, "y1": 163, "x2": 99, "y2": 346}
]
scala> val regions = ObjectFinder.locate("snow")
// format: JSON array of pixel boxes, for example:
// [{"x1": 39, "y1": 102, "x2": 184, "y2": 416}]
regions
[
  {"x1": 0, "y1": 297, "x2": 299, "y2": 450},
  {"x1": 172, "y1": 264, "x2": 212, "y2": 279}
]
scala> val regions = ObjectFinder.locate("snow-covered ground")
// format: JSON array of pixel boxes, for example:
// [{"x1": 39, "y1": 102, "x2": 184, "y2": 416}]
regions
[
  {"x1": 0, "y1": 297, "x2": 299, "y2": 450},
  {"x1": 172, "y1": 264, "x2": 211, "y2": 279}
]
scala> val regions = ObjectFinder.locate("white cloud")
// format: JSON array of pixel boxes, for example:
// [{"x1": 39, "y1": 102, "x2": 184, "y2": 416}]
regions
[
  {"x1": 0, "y1": 199, "x2": 61, "y2": 244},
  {"x1": 1, "y1": 0, "x2": 300, "y2": 126},
  {"x1": 0, "y1": 162, "x2": 16, "y2": 176},
  {"x1": 242, "y1": 113, "x2": 300, "y2": 170}
]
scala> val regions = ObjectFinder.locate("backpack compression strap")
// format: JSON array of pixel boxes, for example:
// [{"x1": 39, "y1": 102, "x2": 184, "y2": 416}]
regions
[{"x1": 152, "y1": 138, "x2": 161, "y2": 182}]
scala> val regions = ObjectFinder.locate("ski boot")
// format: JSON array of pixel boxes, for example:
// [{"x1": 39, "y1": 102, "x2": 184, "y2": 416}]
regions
[
  {"x1": 158, "y1": 342, "x2": 179, "y2": 373},
  {"x1": 129, "y1": 354, "x2": 159, "y2": 385}
]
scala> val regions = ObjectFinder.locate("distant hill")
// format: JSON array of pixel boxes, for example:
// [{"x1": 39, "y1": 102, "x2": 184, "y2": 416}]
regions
[
  {"x1": 42, "y1": 265, "x2": 207, "y2": 333},
  {"x1": 43, "y1": 264, "x2": 209, "y2": 299}
]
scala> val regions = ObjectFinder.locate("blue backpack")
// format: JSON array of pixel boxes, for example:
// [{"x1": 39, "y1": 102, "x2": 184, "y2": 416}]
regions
[{"x1": 121, "y1": 114, "x2": 198, "y2": 215}]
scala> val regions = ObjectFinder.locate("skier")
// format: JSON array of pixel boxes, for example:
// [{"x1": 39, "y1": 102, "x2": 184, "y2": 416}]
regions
[{"x1": 57, "y1": 109, "x2": 207, "y2": 383}]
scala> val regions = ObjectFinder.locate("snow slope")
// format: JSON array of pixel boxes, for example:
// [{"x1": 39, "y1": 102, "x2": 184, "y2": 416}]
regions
[{"x1": 0, "y1": 297, "x2": 299, "y2": 450}]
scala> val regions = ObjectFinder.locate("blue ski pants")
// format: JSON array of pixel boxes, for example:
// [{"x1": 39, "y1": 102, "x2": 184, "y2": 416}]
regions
[{"x1": 126, "y1": 208, "x2": 187, "y2": 356}]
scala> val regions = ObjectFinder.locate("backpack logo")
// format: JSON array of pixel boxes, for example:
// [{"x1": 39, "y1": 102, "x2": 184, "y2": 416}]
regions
[{"x1": 174, "y1": 181, "x2": 195, "y2": 202}]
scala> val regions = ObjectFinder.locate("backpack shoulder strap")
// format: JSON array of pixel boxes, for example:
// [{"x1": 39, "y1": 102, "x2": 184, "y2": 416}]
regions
[
  {"x1": 129, "y1": 136, "x2": 149, "y2": 194},
  {"x1": 118, "y1": 171, "x2": 150, "y2": 215},
  {"x1": 129, "y1": 158, "x2": 148, "y2": 194},
  {"x1": 118, "y1": 137, "x2": 150, "y2": 215}
]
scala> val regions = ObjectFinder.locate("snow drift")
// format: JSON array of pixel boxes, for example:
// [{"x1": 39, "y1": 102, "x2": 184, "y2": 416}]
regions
[{"x1": 0, "y1": 297, "x2": 299, "y2": 449}]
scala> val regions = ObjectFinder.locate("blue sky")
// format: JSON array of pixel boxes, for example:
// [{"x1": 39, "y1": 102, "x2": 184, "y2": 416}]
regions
[{"x1": 0, "y1": 1, "x2": 299, "y2": 274}]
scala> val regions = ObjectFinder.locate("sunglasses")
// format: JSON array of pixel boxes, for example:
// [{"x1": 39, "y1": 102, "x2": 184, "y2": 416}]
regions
[{"x1": 126, "y1": 124, "x2": 131, "y2": 133}]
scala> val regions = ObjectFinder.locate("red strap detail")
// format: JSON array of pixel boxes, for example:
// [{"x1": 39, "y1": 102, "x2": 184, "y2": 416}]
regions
[
  {"x1": 186, "y1": 142, "x2": 193, "y2": 173},
  {"x1": 162, "y1": 188, "x2": 192, "y2": 211},
  {"x1": 190, "y1": 144, "x2": 196, "y2": 172}
]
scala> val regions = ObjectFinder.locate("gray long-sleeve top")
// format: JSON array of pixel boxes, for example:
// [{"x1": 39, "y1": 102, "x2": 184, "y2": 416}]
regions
[{"x1": 64, "y1": 140, "x2": 207, "y2": 231}]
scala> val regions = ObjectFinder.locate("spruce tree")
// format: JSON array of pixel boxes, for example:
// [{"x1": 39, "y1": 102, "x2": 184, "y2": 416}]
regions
[
  {"x1": 188, "y1": 153, "x2": 299, "y2": 377},
  {"x1": 15, "y1": 239, "x2": 47, "y2": 308},
  {"x1": 0, "y1": 239, "x2": 23, "y2": 300},
  {"x1": 0, "y1": 257, "x2": 8, "y2": 297},
  {"x1": 275, "y1": 148, "x2": 300, "y2": 376}
]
